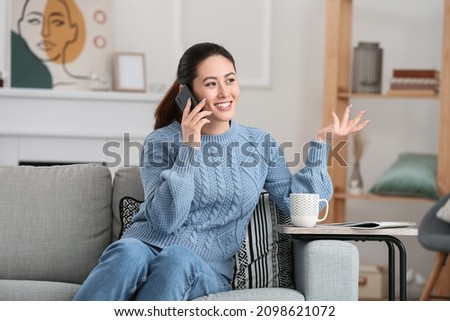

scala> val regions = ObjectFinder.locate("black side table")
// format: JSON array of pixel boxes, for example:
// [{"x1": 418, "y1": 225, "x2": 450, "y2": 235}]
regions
[{"x1": 276, "y1": 225, "x2": 418, "y2": 301}]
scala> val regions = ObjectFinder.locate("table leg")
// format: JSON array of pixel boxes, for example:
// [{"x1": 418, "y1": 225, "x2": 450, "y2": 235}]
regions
[
  {"x1": 387, "y1": 237, "x2": 407, "y2": 301},
  {"x1": 385, "y1": 241, "x2": 395, "y2": 301}
]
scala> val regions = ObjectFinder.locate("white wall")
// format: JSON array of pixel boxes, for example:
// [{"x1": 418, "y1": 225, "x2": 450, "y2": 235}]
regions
[
  {"x1": 0, "y1": 0, "x2": 7, "y2": 73},
  {"x1": 0, "y1": 0, "x2": 445, "y2": 299}
]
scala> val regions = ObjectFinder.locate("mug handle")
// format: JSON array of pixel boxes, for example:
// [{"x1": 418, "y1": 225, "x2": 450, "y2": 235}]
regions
[{"x1": 317, "y1": 199, "x2": 329, "y2": 222}]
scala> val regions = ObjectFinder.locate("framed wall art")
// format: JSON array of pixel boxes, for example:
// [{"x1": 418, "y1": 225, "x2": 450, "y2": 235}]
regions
[
  {"x1": 9, "y1": 0, "x2": 112, "y2": 90},
  {"x1": 113, "y1": 52, "x2": 146, "y2": 92},
  {"x1": 176, "y1": 0, "x2": 272, "y2": 88}
]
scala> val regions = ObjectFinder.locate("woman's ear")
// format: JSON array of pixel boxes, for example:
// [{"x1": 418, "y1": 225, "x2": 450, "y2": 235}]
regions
[{"x1": 179, "y1": 84, "x2": 184, "y2": 93}]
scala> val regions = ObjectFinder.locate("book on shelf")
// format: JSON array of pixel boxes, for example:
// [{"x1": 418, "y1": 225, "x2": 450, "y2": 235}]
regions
[
  {"x1": 389, "y1": 71, "x2": 440, "y2": 93},
  {"x1": 390, "y1": 85, "x2": 439, "y2": 92},
  {"x1": 387, "y1": 89, "x2": 438, "y2": 97},
  {"x1": 322, "y1": 221, "x2": 416, "y2": 230},
  {"x1": 390, "y1": 83, "x2": 439, "y2": 92},
  {"x1": 392, "y1": 69, "x2": 440, "y2": 79},
  {"x1": 390, "y1": 77, "x2": 439, "y2": 86},
  {"x1": 390, "y1": 84, "x2": 438, "y2": 90}
]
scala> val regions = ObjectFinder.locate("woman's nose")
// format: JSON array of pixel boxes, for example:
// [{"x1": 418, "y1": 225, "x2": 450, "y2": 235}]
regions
[
  {"x1": 217, "y1": 84, "x2": 230, "y2": 98},
  {"x1": 42, "y1": 19, "x2": 51, "y2": 37}
]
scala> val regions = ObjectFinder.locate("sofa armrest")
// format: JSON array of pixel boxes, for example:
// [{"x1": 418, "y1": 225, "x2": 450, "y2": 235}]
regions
[{"x1": 293, "y1": 239, "x2": 359, "y2": 301}]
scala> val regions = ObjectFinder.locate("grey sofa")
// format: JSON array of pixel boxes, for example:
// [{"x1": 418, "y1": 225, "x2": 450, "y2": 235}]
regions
[{"x1": 0, "y1": 164, "x2": 359, "y2": 301}]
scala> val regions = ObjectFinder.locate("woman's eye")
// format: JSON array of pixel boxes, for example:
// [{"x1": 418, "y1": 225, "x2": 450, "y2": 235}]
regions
[
  {"x1": 206, "y1": 82, "x2": 216, "y2": 87},
  {"x1": 226, "y1": 78, "x2": 236, "y2": 84},
  {"x1": 27, "y1": 18, "x2": 42, "y2": 26},
  {"x1": 50, "y1": 18, "x2": 65, "y2": 27}
]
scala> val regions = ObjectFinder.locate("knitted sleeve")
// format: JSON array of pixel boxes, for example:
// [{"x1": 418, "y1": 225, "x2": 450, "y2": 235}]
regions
[
  {"x1": 139, "y1": 131, "x2": 199, "y2": 234},
  {"x1": 263, "y1": 135, "x2": 333, "y2": 215}
]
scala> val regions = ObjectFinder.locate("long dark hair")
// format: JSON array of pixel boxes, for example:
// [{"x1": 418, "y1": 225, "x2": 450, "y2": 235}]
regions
[{"x1": 154, "y1": 42, "x2": 236, "y2": 130}]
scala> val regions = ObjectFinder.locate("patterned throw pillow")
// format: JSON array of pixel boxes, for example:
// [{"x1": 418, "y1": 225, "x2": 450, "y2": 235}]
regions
[
  {"x1": 118, "y1": 193, "x2": 294, "y2": 289},
  {"x1": 232, "y1": 192, "x2": 294, "y2": 289},
  {"x1": 119, "y1": 197, "x2": 142, "y2": 238}
]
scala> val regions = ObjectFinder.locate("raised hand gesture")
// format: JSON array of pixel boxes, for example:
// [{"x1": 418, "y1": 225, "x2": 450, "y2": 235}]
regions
[{"x1": 316, "y1": 105, "x2": 370, "y2": 142}]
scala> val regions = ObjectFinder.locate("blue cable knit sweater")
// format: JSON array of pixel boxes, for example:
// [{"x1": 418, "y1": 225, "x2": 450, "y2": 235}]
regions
[{"x1": 123, "y1": 120, "x2": 332, "y2": 279}]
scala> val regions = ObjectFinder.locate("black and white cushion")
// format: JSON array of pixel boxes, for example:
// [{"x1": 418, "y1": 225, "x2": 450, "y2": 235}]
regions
[
  {"x1": 232, "y1": 192, "x2": 294, "y2": 289},
  {"x1": 119, "y1": 197, "x2": 142, "y2": 238}
]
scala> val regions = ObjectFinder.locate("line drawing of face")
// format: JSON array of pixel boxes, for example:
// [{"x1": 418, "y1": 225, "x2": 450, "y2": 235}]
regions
[
  {"x1": 14, "y1": 0, "x2": 108, "y2": 89},
  {"x1": 18, "y1": 0, "x2": 81, "y2": 64}
]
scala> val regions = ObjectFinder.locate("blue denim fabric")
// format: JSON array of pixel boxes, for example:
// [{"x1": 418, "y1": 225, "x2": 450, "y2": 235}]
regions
[{"x1": 73, "y1": 238, "x2": 231, "y2": 301}]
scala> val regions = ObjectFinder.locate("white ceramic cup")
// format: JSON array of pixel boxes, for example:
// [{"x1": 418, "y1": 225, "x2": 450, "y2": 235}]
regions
[{"x1": 290, "y1": 193, "x2": 329, "y2": 227}]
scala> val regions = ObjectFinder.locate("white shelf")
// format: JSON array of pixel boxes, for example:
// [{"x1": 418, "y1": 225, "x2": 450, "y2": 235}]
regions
[
  {"x1": 0, "y1": 128, "x2": 148, "y2": 139},
  {"x1": 0, "y1": 87, "x2": 163, "y2": 102}
]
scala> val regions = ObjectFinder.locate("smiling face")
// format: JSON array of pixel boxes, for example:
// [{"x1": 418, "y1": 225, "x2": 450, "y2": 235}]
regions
[{"x1": 191, "y1": 55, "x2": 240, "y2": 133}]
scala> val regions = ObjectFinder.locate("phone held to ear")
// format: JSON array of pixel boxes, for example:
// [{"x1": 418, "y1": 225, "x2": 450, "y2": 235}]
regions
[{"x1": 176, "y1": 85, "x2": 198, "y2": 112}]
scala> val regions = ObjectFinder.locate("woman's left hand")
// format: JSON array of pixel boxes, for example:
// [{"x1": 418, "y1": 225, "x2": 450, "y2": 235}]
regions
[{"x1": 315, "y1": 105, "x2": 370, "y2": 142}]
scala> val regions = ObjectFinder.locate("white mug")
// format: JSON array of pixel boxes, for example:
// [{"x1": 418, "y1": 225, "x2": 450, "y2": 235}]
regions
[{"x1": 290, "y1": 193, "x2": 329, "y2": 227}]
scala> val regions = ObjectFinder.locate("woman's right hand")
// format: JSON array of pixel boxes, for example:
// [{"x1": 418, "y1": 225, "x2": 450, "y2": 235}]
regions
[{"x1": 181, "y1": 98, "x2": 212, "y2": 149}]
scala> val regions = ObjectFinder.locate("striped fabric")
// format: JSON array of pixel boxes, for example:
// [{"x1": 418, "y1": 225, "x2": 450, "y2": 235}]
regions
[{"x1": 232, "y1": 192, "x2": 294, "y2": 289}]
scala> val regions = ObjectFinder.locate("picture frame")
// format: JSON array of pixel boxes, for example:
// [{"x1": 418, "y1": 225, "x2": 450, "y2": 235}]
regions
[{"x1": 113, "y1": 52, "x2": 146, "y2": 92}]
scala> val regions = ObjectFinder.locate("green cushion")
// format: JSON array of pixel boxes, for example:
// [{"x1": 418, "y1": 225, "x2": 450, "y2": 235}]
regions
[{"x1": 369, "y1": 153, "x2": 439, "y2": 199}]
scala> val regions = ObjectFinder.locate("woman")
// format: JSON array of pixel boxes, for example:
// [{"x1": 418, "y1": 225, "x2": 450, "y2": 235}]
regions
[{"x1": 74, "y1": 42, "x2": 368, "y2": 301}]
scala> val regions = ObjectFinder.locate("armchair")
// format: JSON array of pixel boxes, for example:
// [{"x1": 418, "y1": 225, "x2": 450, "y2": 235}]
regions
[{"x1": 418, "y1": 193, "x2": 450, "y2": 300}]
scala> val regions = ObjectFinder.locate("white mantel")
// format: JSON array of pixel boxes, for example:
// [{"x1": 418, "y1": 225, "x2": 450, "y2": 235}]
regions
[{"x1": 0, "y1": 88, "x2": 161, "y2": 168}]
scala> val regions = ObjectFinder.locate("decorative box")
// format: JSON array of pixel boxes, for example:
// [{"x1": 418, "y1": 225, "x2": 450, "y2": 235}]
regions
[{"x1": 359, "y1": 264, "x2": 388, "y2": 300}]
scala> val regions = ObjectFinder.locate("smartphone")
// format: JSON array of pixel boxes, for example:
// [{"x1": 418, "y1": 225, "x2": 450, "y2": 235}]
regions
[{"x1": 175, "y1": 85, "x2": 198, "y2": 112}]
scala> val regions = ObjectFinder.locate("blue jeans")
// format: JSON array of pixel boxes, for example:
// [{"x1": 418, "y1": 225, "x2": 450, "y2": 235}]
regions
[{"x1": 73, "y1": 238, "x2": 231, "y2": 300}]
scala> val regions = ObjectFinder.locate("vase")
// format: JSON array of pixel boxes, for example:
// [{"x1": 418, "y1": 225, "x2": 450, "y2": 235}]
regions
[
  {"x1": 352, "y1": 42, "x2": 383, "y2": 93},
  {"x1": 348, "y1": 162, "x2": 363, "y2": 194}
]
